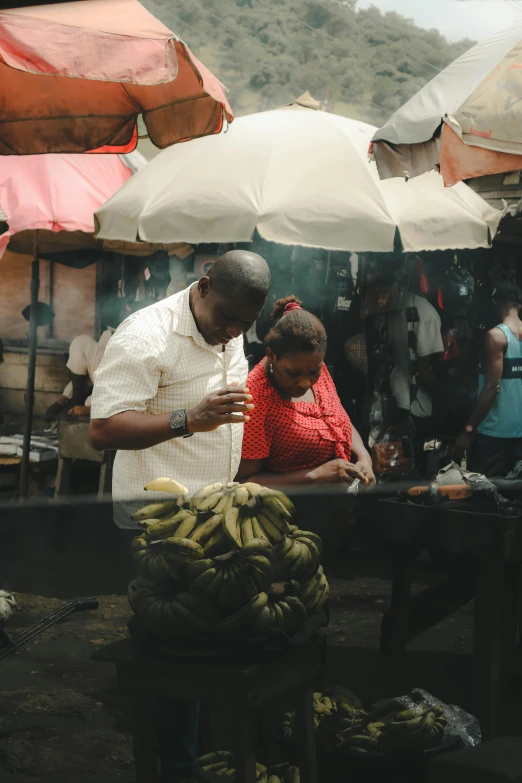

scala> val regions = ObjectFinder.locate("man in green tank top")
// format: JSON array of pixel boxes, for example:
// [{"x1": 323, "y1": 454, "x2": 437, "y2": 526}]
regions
[{"x1": 456, "y1": 283, "x2": 522, "y2": 477}]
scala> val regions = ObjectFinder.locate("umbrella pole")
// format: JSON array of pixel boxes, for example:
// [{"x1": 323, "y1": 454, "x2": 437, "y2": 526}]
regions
[{"x1": 19, "y1": 232, "x2": 40, "y2": 499}]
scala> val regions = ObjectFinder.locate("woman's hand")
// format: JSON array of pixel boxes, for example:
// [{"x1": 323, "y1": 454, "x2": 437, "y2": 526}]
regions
[
  {"x1": 354, "y1": 460, "x2": 376, "y2": 484},
  {"x1": 307, "y1": 459, "x2": 369, "y2": 485}
]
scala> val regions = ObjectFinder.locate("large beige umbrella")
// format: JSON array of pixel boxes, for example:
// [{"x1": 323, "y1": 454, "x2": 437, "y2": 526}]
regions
[{"x1": 95, "y1": 95, "x2": 501, "y2": 253}]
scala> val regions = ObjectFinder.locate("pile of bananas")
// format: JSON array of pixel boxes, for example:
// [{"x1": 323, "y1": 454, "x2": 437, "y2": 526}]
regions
[
  {"x1": 127, "y1": 478, "x2": 329, "y2": 640},
  {"x1": 280, "y1": 690, "x2": 447, "y2": 754},
  {"x1": 187, "y1": 751, "x2": 300, "y2": 783},
  {"x1": 362, "y1": 699, "x2": 447, "y2": 753}
]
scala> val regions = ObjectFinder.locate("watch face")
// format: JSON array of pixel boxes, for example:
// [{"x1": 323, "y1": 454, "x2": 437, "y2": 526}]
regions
[{"x1": 170, "y1": 410, "x2": 186, "y2": 431}]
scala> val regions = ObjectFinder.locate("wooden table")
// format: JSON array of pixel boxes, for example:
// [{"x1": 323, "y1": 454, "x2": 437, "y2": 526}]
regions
[
  {"x1": 93, "y1": 636, "x2": 323, "y2": 783},
  {"x1": 373, "y1": 499, "x2": 522, "y2": 739}
]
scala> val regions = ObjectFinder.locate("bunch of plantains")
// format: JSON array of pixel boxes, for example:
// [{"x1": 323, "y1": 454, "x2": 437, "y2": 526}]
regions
[
  {"x1": 127, "y1": 478, "x2": 328, "y2": 639},
  {"x1": 281, "y1": 689, "x2": 447, "y2": 754},
  {"x1": 182, "y1": 751, "x2": 300, "y2": 783}
]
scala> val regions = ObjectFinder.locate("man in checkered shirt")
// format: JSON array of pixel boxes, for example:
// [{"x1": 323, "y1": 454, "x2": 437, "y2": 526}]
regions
[
  {"x1": 89, "y1": 250, "x2": 270, "y2": 782},
  {"x1": 90, "y1": 250, "x2": 270, "y2": 527}
]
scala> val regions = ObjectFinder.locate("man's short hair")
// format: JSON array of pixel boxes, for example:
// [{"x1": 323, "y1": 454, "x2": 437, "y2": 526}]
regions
[
  {"x1": 208, "y1": 250, "x2": 271, "y2": 300},
  {"x1": 493, "y1": 282, "x2": 522, "y2": 306}
]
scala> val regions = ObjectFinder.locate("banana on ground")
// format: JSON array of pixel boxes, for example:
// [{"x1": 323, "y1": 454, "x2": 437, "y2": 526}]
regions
[{"x1": 190, "y1": 752, "x2": 291, "y2": 783}]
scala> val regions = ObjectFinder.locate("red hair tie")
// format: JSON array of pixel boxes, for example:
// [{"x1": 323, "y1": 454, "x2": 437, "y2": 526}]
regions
[{"x1": 283, "y1": 302, "x2": 302, "y2": 315}]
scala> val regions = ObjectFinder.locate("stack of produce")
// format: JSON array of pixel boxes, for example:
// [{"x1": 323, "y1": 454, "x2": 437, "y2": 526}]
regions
[
  {"x1": 186, "y1": 751, "x2": 300, "y2": 783},
  {"x1": 127, "y1": 478, "x2": 329, "y2": 639},
  {"x1": 280, "y1": 689, "x2": 447, "y2": 754}
]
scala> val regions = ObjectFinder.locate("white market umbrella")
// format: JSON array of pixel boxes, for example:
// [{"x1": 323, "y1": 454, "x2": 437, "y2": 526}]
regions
[
  {"x1": 371, "y1": 20, "x2": 522, "y2": 185},
  {"x1": 95, "y1": 94, "x2": 502, "y2": 253}
]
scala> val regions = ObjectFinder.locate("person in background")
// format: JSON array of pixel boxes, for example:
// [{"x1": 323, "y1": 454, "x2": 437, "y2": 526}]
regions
[
  {"x1": 343, "y1": 291, "x2": 444, "y2": 475},
  {"x1": 371, "y1": 290, "x2": 444, "y2": 475},
  {"x1": 44, "y1": 329, "x2": 115, "y2": 421},
  {"x1": 238, "y1": 296, "x2": 374, "y2": 487},
  {"x1": 456, "y1": 283, "x2": 522, "y2": 477}
]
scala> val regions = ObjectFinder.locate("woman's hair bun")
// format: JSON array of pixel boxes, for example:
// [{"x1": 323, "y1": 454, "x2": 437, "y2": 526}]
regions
[{"x1": 271, "y1": 295, "x2": 302, "y2": 321}]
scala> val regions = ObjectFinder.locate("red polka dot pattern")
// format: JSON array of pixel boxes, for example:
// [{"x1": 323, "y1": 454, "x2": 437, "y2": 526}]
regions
[{"x1": 242, "y1": 362, "x2": 352, "y2": 473}]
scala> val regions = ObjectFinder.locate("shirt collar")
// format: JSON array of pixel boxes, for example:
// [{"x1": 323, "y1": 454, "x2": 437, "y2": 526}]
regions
[
  {"x1": 172, "y1": 284, "x2": 200, "y2": 339},
  {"x1": 173, "y1": 284, "x2": 238, "y2": 354}
]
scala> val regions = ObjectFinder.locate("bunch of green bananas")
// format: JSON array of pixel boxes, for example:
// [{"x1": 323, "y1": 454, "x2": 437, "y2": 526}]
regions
[
  {"x1": 280, "y1": 689, "x2": 448, "y2": 754},
  {"x1": 189, "y1": 480, "x2": 295, "y2": 550},
  {"x1": 265, "y1": 595, "x2": 307, "y2": 634},
  {"x1": 135, "y1": 536, "x2": 205, "y2": 586},
  {"x1": 237, "y1": 487, "x2": 294, "y2": 547},
  {"x1": 272, "y1": 534, "x2": 321, "y2": 582},
  {"x1": 128, "y1": 477, "x2": 330, "y2": 640},
  {"x1": 298, "y1": 566, "x2": 329, "y2": 615},
  {"x1": 187, "y1": 539, "x2": 273, "y2": 615},
  {"x1": 189, "y1": 751, "x2": 300, "y2": 783},
  {"x1": 191, "y1": 482, "x2": 249, "y2": 515},
  {"x1": 281, "y1": 688, "x2": 367, "y2": 748},
  {"x1": 128, "y1": 576, "x2": 215, "y2": 637},
  {"x1": 374, "y1": 704, "x2": 447, "y2": 753}
]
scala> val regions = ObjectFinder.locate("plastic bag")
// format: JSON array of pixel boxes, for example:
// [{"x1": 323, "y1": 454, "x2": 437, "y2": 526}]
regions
[
  {"x1": 506, "y1": 461, "x2": 522, "y2": 480},
  {"x1": 395, "y1": 688, "x2": 481, "y2": 749},
  {"x1": 372, "y1": 427, "x2": 414, "y2": 479},
  {"x1": 466, "y1": 473, "x2": 522, "y2": 517}
]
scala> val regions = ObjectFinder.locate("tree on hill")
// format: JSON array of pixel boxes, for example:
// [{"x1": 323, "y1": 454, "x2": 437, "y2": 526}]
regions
[{"x1": 144, "y1": 0, "x2": 474, "y2": 123}]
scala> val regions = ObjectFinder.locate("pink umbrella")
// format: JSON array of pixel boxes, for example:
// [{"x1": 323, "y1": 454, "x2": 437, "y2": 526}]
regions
[
  {"x1": 0, "y1": 0, "x2": 233, "y2": 155},
  {"x1": 0, "y1": 154, "x2": 133, "y2": 258},
  {"x1": 0, "y1": 152, "x2": 137, "y2": 495}
]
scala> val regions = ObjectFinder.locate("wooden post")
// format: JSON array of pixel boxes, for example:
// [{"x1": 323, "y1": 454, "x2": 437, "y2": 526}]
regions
[
  {"x1": 19, "y1": 232, "x2": 40, "y2": 498},
  {"x1": 294, "y1": 684, "x2": 318, "y2": 783},
  {"x1": 48, "y1": 260, "x2": 55, "y2": 339}
]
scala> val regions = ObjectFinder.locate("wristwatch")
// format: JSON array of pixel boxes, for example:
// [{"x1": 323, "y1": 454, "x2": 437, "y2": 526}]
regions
[
  {"x1": 169, "y1": 409, "x2": 193, "y2": 438},
  {"x1": 465, "y1": 424, "x2": 474, "y2": 435}
]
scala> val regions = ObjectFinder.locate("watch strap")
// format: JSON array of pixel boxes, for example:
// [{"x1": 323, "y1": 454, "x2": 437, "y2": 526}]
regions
[{"x1": 169, "y1": 409, "x2": 192, "y2": 437}]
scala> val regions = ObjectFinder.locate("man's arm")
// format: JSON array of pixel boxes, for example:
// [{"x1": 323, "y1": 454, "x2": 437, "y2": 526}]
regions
[
  {"x1": 467, "y1": 328, "x2": 505, "y2": 431},
  {"x1": 70, "y1": 372, "x2": 90, "y2": 407},
  {"x1": 455, "y1": 328, "x2": 505, "y2": 453},
  {"x1": 90, "y1": 411, "x2": 173, "y2": 450},
  {"x1": 90, "y1": 387, "x2": 254, "y2": 451}
]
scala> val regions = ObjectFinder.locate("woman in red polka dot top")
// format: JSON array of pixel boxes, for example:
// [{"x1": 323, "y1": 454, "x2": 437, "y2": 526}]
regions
[{"x1": 237, "y1": 296, "x2": 375, "y2": 487}]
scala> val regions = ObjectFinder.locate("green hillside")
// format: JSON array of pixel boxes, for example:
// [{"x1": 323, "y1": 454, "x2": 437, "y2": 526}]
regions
[{"x1": 143, "y1": 0, "x2": 474, "y2": 124}]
